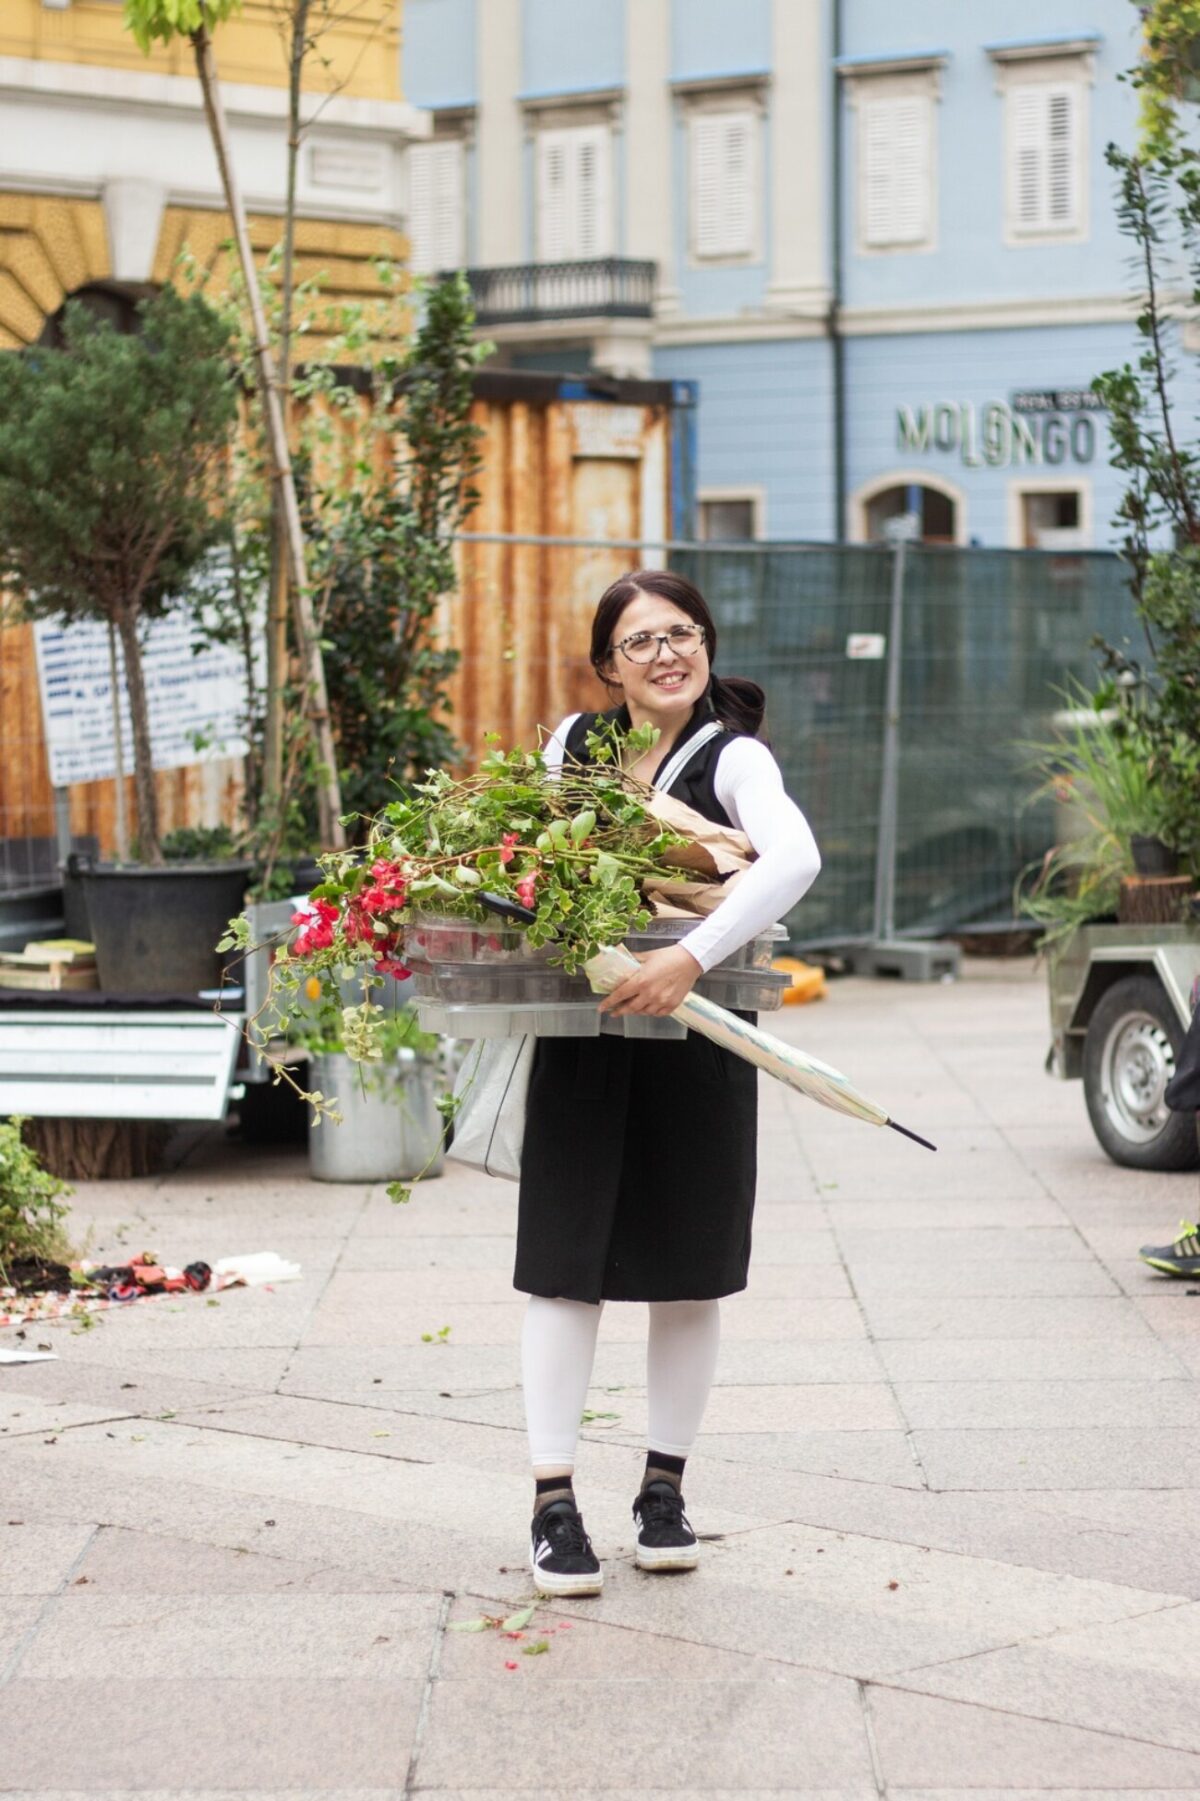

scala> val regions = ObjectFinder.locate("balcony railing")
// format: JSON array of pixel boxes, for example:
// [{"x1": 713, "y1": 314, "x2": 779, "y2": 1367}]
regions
[{"x1": 453, "y1": 258, "x2": 656, "y2": 326}]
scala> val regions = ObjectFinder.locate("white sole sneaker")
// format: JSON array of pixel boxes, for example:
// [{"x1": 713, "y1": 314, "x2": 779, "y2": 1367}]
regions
[
  {"x1": 529, "y1": 1553, "x2": 603, "y2": 1597},
  {"x1": 634, "y1": 1541, "x2": 699, "y2": 1573}
]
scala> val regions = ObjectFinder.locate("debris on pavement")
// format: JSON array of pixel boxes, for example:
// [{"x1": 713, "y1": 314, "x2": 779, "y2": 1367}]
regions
[{"x1": 1, "y1": 1249, "x2": 302, "y2": 1327}]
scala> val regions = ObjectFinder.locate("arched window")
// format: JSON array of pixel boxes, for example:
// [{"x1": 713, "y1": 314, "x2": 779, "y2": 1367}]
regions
[
  {"x1": 37, "y1": 280, "x2": 160, "y2": 349},
  {"x1": 852, "y1": 471, "x2": 967, "y2": 545}
]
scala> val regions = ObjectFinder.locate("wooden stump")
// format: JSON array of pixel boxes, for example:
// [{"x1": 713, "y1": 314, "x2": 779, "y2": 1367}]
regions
[
  {"x1": 1117, "y1": 875, "x2": 1195, "y2": 927},
  {"x1": 23, "y1": 1118, "x2": 171, "y2": 1181}
]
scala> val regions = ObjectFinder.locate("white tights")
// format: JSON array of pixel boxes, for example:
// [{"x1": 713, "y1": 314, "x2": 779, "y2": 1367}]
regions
[{"x1": 521, "y1": 1294, "x2": 721, "y2": 1472}]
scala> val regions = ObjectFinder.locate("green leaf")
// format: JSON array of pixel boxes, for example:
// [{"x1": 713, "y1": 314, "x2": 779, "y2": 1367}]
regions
[
  {"x1": 521, "y1": 1638, "x2": 551, "y2": 1656},
  {"x1": 501, "y1": 1603, "x2": 536, "y2": 1632}
]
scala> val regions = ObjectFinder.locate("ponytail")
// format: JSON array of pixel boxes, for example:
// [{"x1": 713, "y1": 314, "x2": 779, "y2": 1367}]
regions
[{"x1": 710, "y1": 674, "x2": 766, "y2": 739}]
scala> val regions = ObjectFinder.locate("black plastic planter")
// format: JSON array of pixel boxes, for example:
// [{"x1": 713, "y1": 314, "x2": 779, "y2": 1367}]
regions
[
  {"x1": 1130, "y1": 835, "x2": 1179, "y2": 878},
  {"x1": 78, "y1": 862, "x2": 252, "y2": 994}
]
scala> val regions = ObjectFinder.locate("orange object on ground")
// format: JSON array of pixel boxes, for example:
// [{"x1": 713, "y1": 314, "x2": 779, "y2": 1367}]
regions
[{"x1": 772, "y1": 957, "x2": 827, "y2": 1005}]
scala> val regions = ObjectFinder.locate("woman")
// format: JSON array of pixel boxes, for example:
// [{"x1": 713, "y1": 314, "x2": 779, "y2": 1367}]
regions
[{"x1": 517, "y1": 569, "x2": 821, "y2": 1596}]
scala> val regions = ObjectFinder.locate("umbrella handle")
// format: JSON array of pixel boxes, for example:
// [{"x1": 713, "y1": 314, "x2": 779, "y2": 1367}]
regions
[{"x1": 886, "y1": 1119, "x2": 937, "y2": 1152}]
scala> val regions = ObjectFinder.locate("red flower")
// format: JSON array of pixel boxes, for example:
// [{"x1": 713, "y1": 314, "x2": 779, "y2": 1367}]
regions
[
  {"x1": 515, "y1": 875, "x2": 538, "y2": 910},
  {"x1": 500, "y1": 832, "x2": 519, "y2": 867},
  {"x1": 375, "y1": 956, "x2": 411, "y2": 980}
]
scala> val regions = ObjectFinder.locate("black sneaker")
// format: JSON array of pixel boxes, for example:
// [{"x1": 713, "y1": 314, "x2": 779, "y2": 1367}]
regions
[
  {"x1": 1139, "y1": 1220, "x2": 1200, "y2": 1277},
  {"x1": 529, "y1": 1498, "x2": 603, "y2": 1597},
  {"x1": 632, "y1": 1479, "x2": 699, "y2": 1572}
]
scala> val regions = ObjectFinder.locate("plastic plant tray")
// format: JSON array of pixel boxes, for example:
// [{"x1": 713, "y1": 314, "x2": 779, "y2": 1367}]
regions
[{"x1": 405, "y1": 914, "x2": 785, "y2": 972}]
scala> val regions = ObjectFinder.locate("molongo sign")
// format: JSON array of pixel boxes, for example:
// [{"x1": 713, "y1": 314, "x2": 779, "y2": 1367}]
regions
[{"x1": 897, "y1": 399, "x2": 1100, "y2": 468}]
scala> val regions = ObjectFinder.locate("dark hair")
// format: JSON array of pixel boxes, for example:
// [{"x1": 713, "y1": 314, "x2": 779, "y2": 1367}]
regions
[{"x1": 590, "y1": 568, "x2": 766, "y2": 738}]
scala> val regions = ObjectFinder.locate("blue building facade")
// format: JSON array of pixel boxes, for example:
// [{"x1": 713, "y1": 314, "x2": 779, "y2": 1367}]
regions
[{"x1": 402, "y1": 0, "x2": 1173, "y2": 548}]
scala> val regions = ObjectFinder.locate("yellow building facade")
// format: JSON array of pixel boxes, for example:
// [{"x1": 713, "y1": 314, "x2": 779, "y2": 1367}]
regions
[{"x1": 0, "y1": 0, "x2": 427, "y2": 348}]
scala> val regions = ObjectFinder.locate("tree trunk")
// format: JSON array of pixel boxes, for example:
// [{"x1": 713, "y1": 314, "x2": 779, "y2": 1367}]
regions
[
  {"x1": 188, "y1": 20, "x2": 345, "y2": 850},
  {"x1": 114, "y1": 608, "x2": 160, "y2": 864},
  {"x1": 24, "y1": 1117, "x2": 170, "y2": 1181}
]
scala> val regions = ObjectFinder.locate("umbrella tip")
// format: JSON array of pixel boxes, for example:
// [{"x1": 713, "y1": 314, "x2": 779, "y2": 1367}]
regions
[{"x1": 886, "y1": 1118, "x2": 937, "y2": 1153}]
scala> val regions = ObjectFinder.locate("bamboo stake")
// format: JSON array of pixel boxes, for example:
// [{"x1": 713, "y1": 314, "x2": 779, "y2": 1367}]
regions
[{"x1": 188, "y1": 19, "x2": 345, "y2": 849}]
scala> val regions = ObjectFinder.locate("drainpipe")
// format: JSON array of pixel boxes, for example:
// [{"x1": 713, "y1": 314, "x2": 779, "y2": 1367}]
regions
[{"x1": 829, "y1": 0, "x2": 847, "y2": 542}]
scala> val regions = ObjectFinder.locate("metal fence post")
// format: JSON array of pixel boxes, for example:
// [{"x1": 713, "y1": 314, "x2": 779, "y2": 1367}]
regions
[
  {"x1": 850, "y1": 513, "x2": 962, "y2": 982},
  {"x1": 871, "y1": 525, "x2": 909, "y2": 943}
]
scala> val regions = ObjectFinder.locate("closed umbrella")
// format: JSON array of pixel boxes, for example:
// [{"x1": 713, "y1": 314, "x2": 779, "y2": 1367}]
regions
[{"x1": 585, "y1": 944, "x2": 936, "y2": 1152}]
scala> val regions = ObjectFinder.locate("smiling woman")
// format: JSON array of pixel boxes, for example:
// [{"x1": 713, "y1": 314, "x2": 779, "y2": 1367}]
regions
[{"x1": 513, "y1": 566, "x2": 822, "y2": 1601}]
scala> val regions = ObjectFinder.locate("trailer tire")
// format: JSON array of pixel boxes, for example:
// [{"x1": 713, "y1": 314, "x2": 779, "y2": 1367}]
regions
[{"x1": 1082, "y1": 975, "x2": 1200, "y2": 1171}]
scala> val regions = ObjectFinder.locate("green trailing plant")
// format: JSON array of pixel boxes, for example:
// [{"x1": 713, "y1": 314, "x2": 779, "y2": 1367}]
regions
[
  {"x1": 0, "y1": 288, "x2": 238, "y2": 864},
  {"x1": 1015, "y1": 682, "x2": 1173, "y2": 948},
  {"x1": 0, "y1": 1119, "x2": 75, "y2": 1285}
]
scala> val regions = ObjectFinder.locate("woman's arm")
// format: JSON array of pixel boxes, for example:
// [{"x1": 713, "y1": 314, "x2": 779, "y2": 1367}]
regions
[
  {"x1": 599, "y1": 736, "x2": 820, "y2": 1016},
  {"x1": 675, "y1": 737, "x2": 821, "y2": 973}
]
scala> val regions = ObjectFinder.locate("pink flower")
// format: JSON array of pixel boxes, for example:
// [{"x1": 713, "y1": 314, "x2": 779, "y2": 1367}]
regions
[
  {"x1": 499, "y1": 832, "x2": 519, "y2": 867},
  {"x1": 515, "y1": 875, "x2": 537, "y2": 909},
  {"x1": 375, "y1": 956, "x2": 411, "y2": 980}
]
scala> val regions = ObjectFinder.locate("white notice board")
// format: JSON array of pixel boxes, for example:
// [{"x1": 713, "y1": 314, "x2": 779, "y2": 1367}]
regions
[{"x1": 33, "y1": 613, "x2": 251, "y2": 788}]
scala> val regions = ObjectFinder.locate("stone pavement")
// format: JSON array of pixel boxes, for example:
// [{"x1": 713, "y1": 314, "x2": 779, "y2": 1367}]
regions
[{"x1": 2, "y1": 957, "x2": 1200, "y2": 1797}]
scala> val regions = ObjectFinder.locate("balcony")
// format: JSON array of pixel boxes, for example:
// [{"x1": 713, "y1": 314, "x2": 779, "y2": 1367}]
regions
[{"x1": 455, "y1": 258, "x2": 657, "y2": 327}]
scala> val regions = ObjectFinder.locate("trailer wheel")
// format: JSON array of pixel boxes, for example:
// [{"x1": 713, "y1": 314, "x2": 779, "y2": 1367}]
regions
[{"x1": 1082, "y1": 976, "x2": 1200, "y2": 1171}]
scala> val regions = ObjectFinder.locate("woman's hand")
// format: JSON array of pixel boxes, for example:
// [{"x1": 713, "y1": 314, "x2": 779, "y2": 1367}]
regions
[{"x1": 598, "y1": 943, "x2": 703, "y2": 1018}]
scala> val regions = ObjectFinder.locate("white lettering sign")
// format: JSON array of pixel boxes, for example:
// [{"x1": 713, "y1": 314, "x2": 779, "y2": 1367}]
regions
[
  {"x1": 897, "y1": 401, "x2": 1096, "y2": 468},
  {"x1": 33, "y1": 612, "x2": 251, "y2": 789},
  {"x1": 847, "y1": 634, "x2": 886, "y2": 660}
]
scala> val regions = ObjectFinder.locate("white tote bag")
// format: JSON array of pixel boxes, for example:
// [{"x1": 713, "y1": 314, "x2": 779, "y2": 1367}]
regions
[{"x1": 447, "y1": 1036, "x2": 533, "y2": 1180}]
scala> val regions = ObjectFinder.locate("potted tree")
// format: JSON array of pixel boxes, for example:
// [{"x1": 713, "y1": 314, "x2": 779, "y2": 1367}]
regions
[{"x1": 0, "y1": 285, "x2": 251, "y2": 994}]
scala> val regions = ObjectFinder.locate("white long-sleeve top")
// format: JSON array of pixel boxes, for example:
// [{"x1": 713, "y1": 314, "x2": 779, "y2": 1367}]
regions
[{"x1": 544, "y1": 715, "x2": 821, "y2": 974}]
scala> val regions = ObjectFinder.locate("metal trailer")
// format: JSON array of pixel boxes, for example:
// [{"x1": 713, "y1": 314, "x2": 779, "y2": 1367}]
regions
[
  {"x1": 0, "y1": 900, "x2": 298, "y2": 1127},
  {"x1": 1047, "y1": 922, "x2": 1200, "y2": 1171}
]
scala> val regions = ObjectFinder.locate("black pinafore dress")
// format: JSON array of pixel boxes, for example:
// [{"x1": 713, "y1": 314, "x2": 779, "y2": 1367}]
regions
[{"x1": 513, "y1": 699, "x2": 759, "y2": 1304}]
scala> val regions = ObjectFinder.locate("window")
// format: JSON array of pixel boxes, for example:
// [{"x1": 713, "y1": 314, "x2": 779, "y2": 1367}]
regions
[
  {"x1": 408, "y1": 139, "x2": 465, "y2": 276},
  {"x1": 1008, "y1": 82, "x2": 1081, "y2": 236},
  {"x1": 699, "y1": 494, "x2": 760, "y2": 542},
  {"x1": 859, "y1": 93, "x2": 934, "y2": 250},
  {"x1": 1013, "y1": 483, "x2": 1090, "y2": 548},
  {"x1": 689, "y1": 109, "x2": 759, "y2": 261},
  {"x1": 863, "y1": 483, "x2": 958, "y2": 544},
  {"x1": 536, "y1": 125, "x2": 612, "y2": 262}
]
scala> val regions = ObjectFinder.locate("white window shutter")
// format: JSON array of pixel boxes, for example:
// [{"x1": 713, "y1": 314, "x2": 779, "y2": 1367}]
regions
[
  {"x1": 1011, "y1": 86, "x2": 1045, "y2": 230},
  {"x1": 862, "y1": 95, "x2": 930, "y2": 248},
  {"x1": 691, "y1": 113, "x2": 724, "y2": 257},
  {"x1": 1010, "y1": 82, "x2": 1078, "y2": 233},
  {"x1": 537, "y1": 125, "x2": 610, "y2": 261},
  {"x1": 537, "y1": 130, "x2": 570, "y2": 261},
  {"x1": 408, "y1": 140, "x2": 464, "y2": 274},
  {"x1": 720, "y1": 112, "x2": 755, "y2": 255},
  {"x1": 691, "y1": 110, "x2": 756, "y2": 258},
  {"x1": 574, "y1": 125, "x2": 611, "y2": 258},
  {"x1": 1046, "y1": 86, "x2": 1077, "y2": 227}
]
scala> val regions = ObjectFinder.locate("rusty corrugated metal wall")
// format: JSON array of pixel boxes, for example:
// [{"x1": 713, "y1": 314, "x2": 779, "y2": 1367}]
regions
[
  {"x1": 446, "y1": 388, "x2": 672, "y2": 758},
  {"x1": 0, "y1": 380, "x2": 675, "y2": 871}
]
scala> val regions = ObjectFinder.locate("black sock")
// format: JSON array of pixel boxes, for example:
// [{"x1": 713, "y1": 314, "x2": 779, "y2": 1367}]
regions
[
  {"x1": 643, "y1": 1450, "x2": 686, "y2": 1493},
  {"x1": 534, "y1": 1474, "x2": 575, "y2": 1514}
]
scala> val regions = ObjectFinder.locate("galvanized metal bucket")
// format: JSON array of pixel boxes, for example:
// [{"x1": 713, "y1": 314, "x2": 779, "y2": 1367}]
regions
[{"x1": 308, "y1": 1049, "x2": 445, "y2": 1184}]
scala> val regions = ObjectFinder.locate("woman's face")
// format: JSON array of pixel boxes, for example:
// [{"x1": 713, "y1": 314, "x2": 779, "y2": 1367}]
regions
[{"x1": 602, "y1": 590, "x2": 711, "y2": 721}]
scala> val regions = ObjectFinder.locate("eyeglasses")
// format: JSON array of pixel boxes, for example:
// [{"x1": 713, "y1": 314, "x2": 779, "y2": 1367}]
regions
[{"x1": 612, "y1": 623, "x2": 707, "y2": 664}]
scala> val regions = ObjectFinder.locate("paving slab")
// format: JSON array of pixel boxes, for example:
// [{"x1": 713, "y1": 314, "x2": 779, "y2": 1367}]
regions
[
  {"x1": 14, "y1": 1589, "x2": 442, "y2": 1679},
  {"x1": 0, "y1": 1681, "x2": 426, "y2": 1788},
  {"x1": 910, "y1": 1426, "x2": 1200, "y2": 1490},
  {"x1": 866, "y1": 1685, "x2": 1200, "y2": 1787},
  {"x1": 414, "y1": 1671, "x2": 875, "y2": 1790}
]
